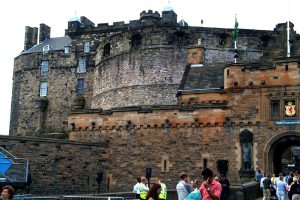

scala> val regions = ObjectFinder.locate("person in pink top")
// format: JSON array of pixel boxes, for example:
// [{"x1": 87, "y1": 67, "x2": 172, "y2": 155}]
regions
[{"x1": 200, "y1": 168, "x2": 222, "y2": 200}]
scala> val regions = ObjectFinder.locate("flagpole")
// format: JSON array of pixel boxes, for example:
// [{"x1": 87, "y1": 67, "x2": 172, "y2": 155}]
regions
[
  {"x1": 287, "y1": 21, "x2": 290, "y2": 58},
  {"x1": 233, "y1": 14, "x2": 238, "y2": 63},
  {"x1": 287, "y1": 0, "x2": 291, "y2": 57},
  {"x1": 234, "y1": 41, "x2": 237, "y2": 63}
]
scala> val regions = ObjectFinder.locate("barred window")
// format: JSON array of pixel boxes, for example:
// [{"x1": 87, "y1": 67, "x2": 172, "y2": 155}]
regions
[
  {"x1": 77, "y1": 59, "x2": 86, "y2": 73},
  {"x1": 39, "y1": 82, "x2": 48, "y2": 97},
  {"x1": 41, "y1": 61, "x2": 48, "y2": 76},
  {"x1": 76, "y1": 79, "x2": 84, "y2": 96}
]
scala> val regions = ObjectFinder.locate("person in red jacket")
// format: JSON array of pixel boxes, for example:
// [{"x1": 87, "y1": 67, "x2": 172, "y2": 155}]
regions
[{"x1": 200, "y1": 168, "x2": 222, "y2": 200}]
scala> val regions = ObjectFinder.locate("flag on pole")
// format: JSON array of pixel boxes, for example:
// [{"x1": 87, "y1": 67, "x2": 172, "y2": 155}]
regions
[{"x1": 232, "y1": 15, "x2": 238, "y2": 42}]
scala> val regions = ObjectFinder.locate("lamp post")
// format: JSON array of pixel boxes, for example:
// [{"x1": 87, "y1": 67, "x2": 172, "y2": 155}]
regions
[
  {"x1": 96, "y1": 172, "x2": 103, "y2": 194},
  {"x1": 146, "y1": 167, "x2": 152, "y2": 188}
]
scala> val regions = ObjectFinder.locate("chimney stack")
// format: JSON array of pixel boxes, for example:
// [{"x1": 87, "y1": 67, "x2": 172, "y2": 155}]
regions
[
  {"x1": 187, "y1": 40, "x2": 205, "y2": 65},
  {"x1": 39, "y1": 23, "x2": 51, "y2": 43},
  {"x1": 24, "y1": 26, "x2": 38, "y2": 51}
]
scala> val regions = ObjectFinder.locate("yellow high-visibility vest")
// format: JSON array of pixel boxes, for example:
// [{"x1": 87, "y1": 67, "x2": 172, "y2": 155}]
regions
[
  {"x1": 140, "y1": 190, "x2": 147, "y2": 200},
  {"x1": 159, "y1": 183, "x2": 167, "y2": 199}
]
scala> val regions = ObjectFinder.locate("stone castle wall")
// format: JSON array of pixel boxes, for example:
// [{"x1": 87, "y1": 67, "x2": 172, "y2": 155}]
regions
[
  {"x1": 10, "y1": 52, "x2": 95, "y2": 136},
  {"x1": 11, "y1": 17, "x2": 271, "y2": 135},
  {"x1": 0, "y1": 136, "x2": 108, "y2": 195}
]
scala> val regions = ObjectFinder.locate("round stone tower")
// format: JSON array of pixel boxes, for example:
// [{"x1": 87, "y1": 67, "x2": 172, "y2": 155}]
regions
[{"x1": 92, "y1": 25, "x2": 188, "y2": 109}]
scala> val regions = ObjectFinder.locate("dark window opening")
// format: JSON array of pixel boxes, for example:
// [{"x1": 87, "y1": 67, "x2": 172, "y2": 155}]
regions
[
  {"x1": 130, "y1": 34, "x2": 142, "y2": 48},
  {"x1": 203, "y1": 159, "x2": 208, "y2": 168},
  {"x1": 271, "y1": 100, "x2": 280, "y2": 120},
  {"x1": 103, "y1": 43, "x2": 110, "y2": 57},
  {"x1": 106, "y1": 177, "x2": 110, "y2": 191},
  {"x1": 163, "y1": 160, "x2": 167, "y2": 172},
  {"x1": 76, "y1": 79, "x2": 84, "y2": 96}
]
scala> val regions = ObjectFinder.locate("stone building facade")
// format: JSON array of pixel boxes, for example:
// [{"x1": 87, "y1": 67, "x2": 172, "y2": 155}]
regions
[{"x1": 9, "y1": 7, "x2": 300, "y2": 194}]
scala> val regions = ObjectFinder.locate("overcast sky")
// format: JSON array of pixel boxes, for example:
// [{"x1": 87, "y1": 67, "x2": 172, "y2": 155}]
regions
[{"x1": 0, "y1": 0, "x2": 299, "y2": 135}]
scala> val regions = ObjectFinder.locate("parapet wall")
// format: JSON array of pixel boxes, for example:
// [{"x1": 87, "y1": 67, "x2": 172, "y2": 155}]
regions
[{"x1": 224, "y1": 59, "x2": 300, "y2": 89}]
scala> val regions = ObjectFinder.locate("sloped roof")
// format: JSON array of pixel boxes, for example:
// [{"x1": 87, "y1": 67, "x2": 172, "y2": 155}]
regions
[
  {"x1": 179, "y1": 63, "x2": 224, "y2": 91},
  {"x1": 22, "y1": 36, "x2": 72, "y2": 54}
]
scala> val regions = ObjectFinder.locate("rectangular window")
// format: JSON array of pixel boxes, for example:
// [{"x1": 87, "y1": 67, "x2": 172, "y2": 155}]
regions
[
  {"x1": 64, "y1": 46, "x2": 71, "y2": 54},
  {"x1": 76, "y1": 79, "x2": 84, "y2": 96},
  {"x1": 41, "y1": 61, "x2": 48, "y2": 75},
  {"x1": 271, "y1": 100, "x2": 280, "y2": 120},
  {"x1": 77, "y1": 59, "x2": 86, "y2": 73},
  {"x1": 43, "y1": 45, "x2": 50, "y2": 54},
  {"x1": 39, "y1": 82, "x2": 48, "y2": 97},
  {"x1": 84, "y1": 42, "x2": 90, "y2": 53}
]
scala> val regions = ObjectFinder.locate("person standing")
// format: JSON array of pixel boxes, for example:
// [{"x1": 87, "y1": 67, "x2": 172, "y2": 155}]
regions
[
  {"x1": 271, "y1": 173, "x2": 276, "y2": 185},
  {"x1": 133, "y1": 176, "x2": 142, "y2": 199},
  {"x1": 256, "y1": 170, "x2": 263, "y2": 185},
  {"x1": 187, "y1": 179, "x2": 202, "y2": 200},
  {"x1": 146, "y1": 183, "x2": 161, "y2": 200},
  {"x1": 157, "y1": 176, "x2": 167, "y2": 200},
  {"x1": 176, "y1": 172, "x2": 193, "y2": 200},
  {"x1": 200, "y1": 168, "x2": 222, "y2": 200},
  {"x1": 262, "y1": 174, "x2": 271, "y2": 200},
  {"x1": 219, "y1": 174, "x2": 229, "y2": 200},
  {"x1": 276, "y1": 175, "x2": 287, "y2": 200},
  {"x1": 1, "y1": 185, "x2": 15, "y2": 200},
  {"x1": 139, "y1": 176, "x2": 150, "y2": 200},
  {"x1": 289, "y1": 174, "x2": 300, "y2": 200}
]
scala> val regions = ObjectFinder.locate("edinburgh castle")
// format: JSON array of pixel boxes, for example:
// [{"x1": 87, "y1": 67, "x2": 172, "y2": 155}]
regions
[{"x1": 5, "y1": 5, "x2": 300, "y2": 197}]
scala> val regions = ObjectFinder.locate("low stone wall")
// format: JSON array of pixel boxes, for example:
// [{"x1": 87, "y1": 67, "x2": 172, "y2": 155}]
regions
[{"x1": 0, "y1": 135, "x2": 108, "y2": 195}]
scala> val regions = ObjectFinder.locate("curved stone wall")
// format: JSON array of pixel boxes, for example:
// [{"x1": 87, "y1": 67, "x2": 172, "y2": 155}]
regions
[{"x1": 92, "y1": 46, "x2": 187, "y2": 109}]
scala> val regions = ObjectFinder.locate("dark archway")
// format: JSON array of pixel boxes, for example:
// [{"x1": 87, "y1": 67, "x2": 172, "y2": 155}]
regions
[{"x1": 264, "y1": 131, "x2": 300, "y2": 176}]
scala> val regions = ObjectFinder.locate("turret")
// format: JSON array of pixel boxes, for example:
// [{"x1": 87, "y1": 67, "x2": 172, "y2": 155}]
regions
[
  {"x1": 162, "y1": 10, "x2": 177, "y2": 25},
  {"x1": 140, "y1": 10, "x2": 161, "y2": 26},
  {"x1": 223, "y1": 64, "x2": 246, "y2": 89}
]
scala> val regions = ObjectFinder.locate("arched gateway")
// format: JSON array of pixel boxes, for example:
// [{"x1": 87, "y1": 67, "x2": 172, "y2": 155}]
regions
[{"x1": 264, "y1": 131, "x2": 300, "y2": 175}]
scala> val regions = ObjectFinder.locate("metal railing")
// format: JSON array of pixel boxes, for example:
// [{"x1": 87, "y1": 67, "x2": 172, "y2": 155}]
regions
[
  {"x1": 0, "y1": 147, "x2": 29, "y2": 185},
  {"x1": 13, "y1": 195, "x2": 135, "y2": 200}
]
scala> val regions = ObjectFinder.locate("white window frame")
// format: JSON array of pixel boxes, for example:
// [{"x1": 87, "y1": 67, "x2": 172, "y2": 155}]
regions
[
  {"x1": 84, "y1": 42, "x2": 90, "y2": 53},
  {"x1": 77, "y1": 59, "x2": 86, "y2": 73},
  {"x1": 39, "y1": 82, "x2": 48, "y2": 97},
  {"x1": 43, "y1": 45, "x2": 50, "y2": 54},
  {"x1": 41, "y1": 61, "x2": 48, "y2": 76},
  {"x1": 64, "y1": 46, "x2": 71, "y2": 54}
]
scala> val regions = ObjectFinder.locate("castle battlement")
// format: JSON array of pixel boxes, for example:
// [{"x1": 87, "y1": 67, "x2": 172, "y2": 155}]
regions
[
  {"x1": 224, "y1": 58, "x2": 300, "y2": 89},
  {"x1": 140, "y1": 10, "x2": 161, "y2": 19}
]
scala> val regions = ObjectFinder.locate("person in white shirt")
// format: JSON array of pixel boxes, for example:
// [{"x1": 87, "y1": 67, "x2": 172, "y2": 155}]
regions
[
  {"x1": 176, "y1": 172, "x2": 193, "y2": 200},
  {"x1": 276, "y1": 175, "x2": 287, "y2": 200},
  {"x1": 133, "y1": 176, "x2": 141, "y2": 199}
]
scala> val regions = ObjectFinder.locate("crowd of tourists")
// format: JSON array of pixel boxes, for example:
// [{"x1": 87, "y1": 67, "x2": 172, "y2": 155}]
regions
[
  {"x1": 133, "y1": 167, "x2": 230, "y2": 200},
  {"x1": 257, "y1": 169, "x2": 300, "y2": 200}
]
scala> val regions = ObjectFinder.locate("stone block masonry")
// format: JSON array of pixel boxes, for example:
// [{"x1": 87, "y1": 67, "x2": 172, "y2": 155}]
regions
[{"x1": 0, "y1": 136, "x2": 108, "y2": 195}]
